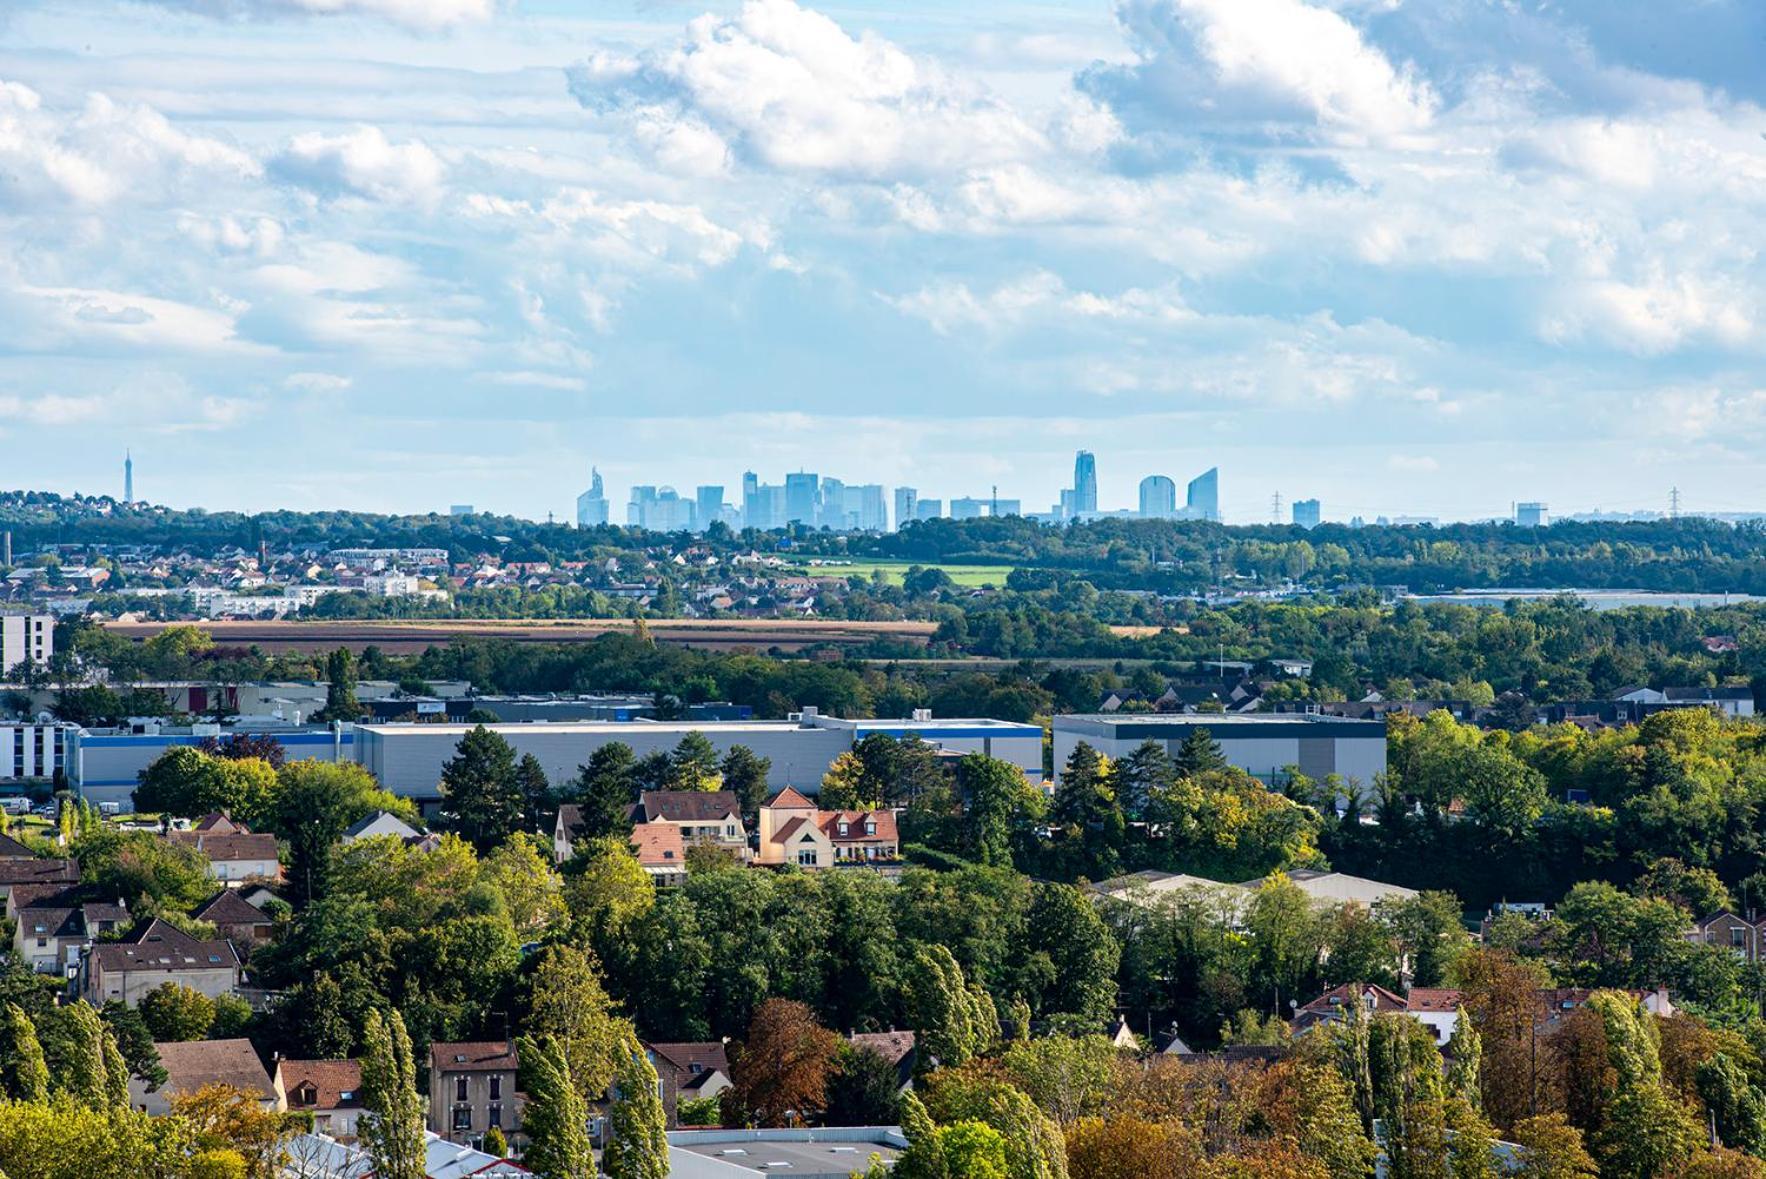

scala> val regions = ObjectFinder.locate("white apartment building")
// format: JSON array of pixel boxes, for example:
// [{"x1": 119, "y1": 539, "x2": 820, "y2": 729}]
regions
[
  {"x1": 0, "y1": 613, "x2": 52, "y2": 674},
  {"x1": 0, "y1": 723, "x2": 71, "y2": 783}
]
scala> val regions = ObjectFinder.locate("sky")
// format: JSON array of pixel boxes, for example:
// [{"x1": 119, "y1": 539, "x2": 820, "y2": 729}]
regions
[{"x1": 1, "y1": 0, "x2": 1764, "y2": 524}]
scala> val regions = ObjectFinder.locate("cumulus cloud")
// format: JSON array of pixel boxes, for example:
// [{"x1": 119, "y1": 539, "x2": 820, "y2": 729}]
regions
[
  {"x1": 1388, "y1": 454, "x2": 1439, "y2": 473},
  {"x1": 270, "y1": 126, "x2": 445, "y2": 206},
  {"x1": 1082, "y1": 0, "x2": 1438, "y2": 140},
  {"x1": 566, "y1": 0, "x2": 1051, "y2": 180},
  {"x1": 284, "y1": 371, "x2": 352, "y2": 393}
]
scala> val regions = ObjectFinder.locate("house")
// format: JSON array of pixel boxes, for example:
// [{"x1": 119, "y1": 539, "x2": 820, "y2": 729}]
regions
[
  {"x1": 1294, "y1": 983, "x2": 1415, "y2": 1035},
  {"x1": 167, "y1": 815, "x2": 281, "y2": 884},
  {"x1": 276, "y1": 1059, "x2": 364, "y2": 1140},
  {"x1": 1613, "y1": 685, "x2": 1756, "y2": 718},
  {"x1": 552, "y1": 803, "x2": 585, "y2": 864},
  {"x1": 0, "y1": 831, "x2": 37, "y2": 859},
  {"x1": 643, "y1": 1041, "x2": 732, "y2": 1126},
  {"x1": 12, "y1": 903, "x2": 85, "y2": 975},
  {"x1": 630, "y1": 824, "x2": 690, "y2": 886},
  {"x1": 340, "y1": 811, "x2": 420, "y2": 844},
  {"x1": 83, "y1": 916, "x2": 242, "y2": 1006},
  {"x1": 1297, "y1": 982, "x2": 1671, "y2": 1044},
  {"x1": 131, "y1": 1037, "x2": 276, "y2": 1116},
  {"x1": 0, "y1": 857, "x2": 80, "y2": 904},
  {"x1": 1241, "y1": 869, "x2": 1418, "y2": 908},
  {"x1": 629, "y1": 791, "x2": 749, "y2": 860},
  {"x1": 847, "y1": 1031, "x2": 916, "y2": 1090},
  {"x1": 429, "y1": 1040, "x2": 521, "y2": 1147},
  {"x1": 196, "y1": 889, "x2": 275, "y2": 950},
  {"x1": 1688, "y1": 910, "x2": 1762, "y2": 959},
  {"x1": 754, "y1": 788, "x2": 900, "y2": 868}
]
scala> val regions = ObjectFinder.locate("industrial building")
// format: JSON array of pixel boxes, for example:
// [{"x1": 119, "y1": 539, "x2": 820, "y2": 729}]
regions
[
  {"x1": 353, "y1": 711, "x2": 1044, "y2": 804},
  {"x1": 0, "y1": 722, "x2": 74, "y2": 785},
  {"x1": 1051, "y1": 713, "x2": 1386, "y2": 788},
  {"x1": 68, "y1": 724, "x2": 356, "y2": 809}
]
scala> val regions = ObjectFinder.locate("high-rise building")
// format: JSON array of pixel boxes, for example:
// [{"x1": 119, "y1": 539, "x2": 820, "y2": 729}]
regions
[
  {"x1": 1515, "y1": 502, "x2": 1549, "y2": 528},
  {"x1": 449, "y1": 504, "x2": 475, "y2": 516},
  {"x1": 951, "y1": 497, "x2": 987, "y2": 520},
  {"x1": 784, "y1": 472, "x2": 819, "y2": 527},
  {"x1": 695, "y1": 486, "x2": 725, "y2": 533},
  {"x1": 628, "y1": 487, "x2": 693, "y2": 532},
  {"x1": 1186, "y1": 468, "x2": 1220, "y2": 522},
  {"x1": 124, "y1": 451, "x2": 133, "y2": 506},
  {"x1": 819, "y1": 478, "x2": 848, "y2": 530},
  {"x1": 854, "y1": 485, "x2": 888, "y2": 532},
  {"x1": 1139, "y1": 475, "x2": 1177, "y2": 519},
  {"x1": 1292, "y1": 498, "x2": 1321, "y2": 529},
  {"x1": 893, "y1": 487, "x2": 918, "y2": 531},
  {"x1": 1073, "y1": 451, "x2": 1098, "y2": 516},
  {"x1": 916, "y1": 499, "x2": 944, "y2": 521},
  {"x1": 626, "y1": 486, "x2": 658, "y2": 528},
  {"x1": 576, "y1": 468, "x2": 610, "y2": 528}
]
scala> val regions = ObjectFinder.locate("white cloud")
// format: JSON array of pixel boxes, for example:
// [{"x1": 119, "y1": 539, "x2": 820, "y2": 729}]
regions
[
  {"x1": 480, "y1": 370, "x2": 589, "y2": 391},
  {"x1": 566, "y1": 0, "x2": 1052, "y2": 180},
  {"x1": 120, "y1": 0, "x2": 497, "y2": 31},
  {"x1": 270, "y1": 125, "x2": 445, "y2": 206},
  {"x1": 1388, "y1": 454, "x2": 1439, "y2": 473},
  {"x1": 284, "y1": 371, "x2": 352, "y2": 393}
]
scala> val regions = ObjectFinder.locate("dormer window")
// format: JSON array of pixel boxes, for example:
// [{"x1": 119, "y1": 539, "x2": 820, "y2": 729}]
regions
[
  {"x1": 865, "y1": 822, "x2": 876, "y2": 836},
  {"x1": 838, "y1": 822, "x2": 849, "y2": 837}
]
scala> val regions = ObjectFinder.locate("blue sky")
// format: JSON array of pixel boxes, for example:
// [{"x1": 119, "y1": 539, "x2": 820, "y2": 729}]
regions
[{"x1": 1, "y1": 0, "x2": 1763, "y2": 523}]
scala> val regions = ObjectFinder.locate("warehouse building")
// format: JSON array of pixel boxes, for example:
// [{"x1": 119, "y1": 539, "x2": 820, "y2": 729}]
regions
[
  {"x1": 1051, "y1": 713, "x2": 1386, "y2": 788},
  {"x1": 353, "y1": 710, "x2": 1044, "y2": 804},
  {"x1": 69, "y1": 723, "x2": 355, "y2": 809}
]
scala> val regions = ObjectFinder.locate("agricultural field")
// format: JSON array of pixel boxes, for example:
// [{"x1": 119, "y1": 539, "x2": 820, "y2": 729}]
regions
[{"x1": 790, "y1": 558, "x2": 1017, "y2": 588}]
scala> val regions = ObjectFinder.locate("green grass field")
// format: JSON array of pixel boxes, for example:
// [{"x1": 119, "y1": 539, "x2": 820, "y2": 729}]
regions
[{"x1": 791, "y1": 559, "x2": 1016, "y2": 588}]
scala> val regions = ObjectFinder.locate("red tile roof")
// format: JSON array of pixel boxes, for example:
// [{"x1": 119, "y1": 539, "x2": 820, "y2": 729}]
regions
[
  {"x1": 767, "y1": 787, "x2": 817, "y2": 810},
  {"x1": 430, "y1": 1042, "x2": 519, "y2": 1072},
  {"x1": 277, "y1": 1059, "x2": 364, "y2": 1110},
  {"x1": 630, "y1": 825, "x2": 687, "y2": 867},
  {"x1": 820, "y1": 811, "x2": 898, "y2": 844},
  {"x1": 633, "y1": 791, "x2": 741, "y2": 824}
]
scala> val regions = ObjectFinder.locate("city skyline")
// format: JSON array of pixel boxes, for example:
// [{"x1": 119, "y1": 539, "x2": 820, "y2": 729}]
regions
[{"x1": 0, "y1": 1, "x2": 1762, "y2": 521}]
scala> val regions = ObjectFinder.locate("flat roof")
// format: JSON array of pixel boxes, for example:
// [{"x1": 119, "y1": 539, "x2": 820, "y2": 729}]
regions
[
  {"x1": 672, "y1": 1138, "x2": 902, "y2": 1175},
  {"x1": 356, "y1": 717, "x2": 1038, "y2": 736},
  {"x1": 1056, "y1": 713, "x2": 1385, "y2": 733}
]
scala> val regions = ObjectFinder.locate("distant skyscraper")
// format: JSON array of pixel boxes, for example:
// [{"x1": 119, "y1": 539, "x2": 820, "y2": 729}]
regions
[
  {"x1": 1186, "y1": 468, "x2": 1220, "y2": 522},
  {"x1": 1073, "y1": 451, "x2": 1098, "y2": 516},
  {"x1": 576, "y1": 468, "x2": 610, "y2": 528},
  {"x1": 784, "y1": 472, "x2": 819, "y2": 526},
  {"x1": 1292, "y1": 498, "x2": 1321, "y2": 529},
  {"x1": 449, "y1": 504, "x2": 474, "y2": 516},
  {"x1": 124, "y1": 451, "x2": 133, "y2": 505},
  {"x1": 1138, "y1": 475, "x2": 1177, "y2": 519},
  {"x1": 626, "y1": 485, "x2": 658, "y2": 527},
  {"x1": 1515, "y1": 502, "x2": 1549, "y2": 528},
  {"x1": 893, "y1": 487, "x2": 918, "y2": 531},
  {"x1": 695, "y1": 485, "x2": 725, "y2": 532},
  {"x1": 819, "y1": 477, "x2": 848, "y2": 530},
  {"x1": 855, "y1": 485, "x2": 888, "y2": 532},
  {"x1": 916, "y1": 499, "x2": 944, "y2": 521},
  {"x1": 950, "y1": 497, "x2": 987, "y2": 520}
]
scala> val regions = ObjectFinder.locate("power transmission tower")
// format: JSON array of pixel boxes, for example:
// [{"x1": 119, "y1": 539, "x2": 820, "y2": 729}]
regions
[
  {"x1": 1670, "y1": 486, "x2": 1682, "y2": 520},
  {"x1": 1271, "y1": 492, "x2": 1283, "y2": 524}
]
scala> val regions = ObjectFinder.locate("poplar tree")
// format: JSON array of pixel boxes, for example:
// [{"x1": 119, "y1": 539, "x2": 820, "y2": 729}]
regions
[
  {"x1": 517, "y1": 1034, "x2": 595, "y2": 1179},
  {"x1": 905, "y1": 945, "x2": 997, "y2": 1071},
  {"x1": 359, "y1": 1009, "x2": 426, "y2": 1179},
  {"x1": 603, "y1": 1032, "x2": 668, "y2": 1179},
  {"x1": 0, "y1": 1004, "x2": 47, "y2": 1102},
  {"x1": 1588, "y1": 991, "x2": 1698, "y2": 1179}
]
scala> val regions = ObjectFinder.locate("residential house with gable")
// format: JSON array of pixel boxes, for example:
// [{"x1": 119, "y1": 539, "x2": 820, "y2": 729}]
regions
[
  {"x1": 131, "y1": 1037, "x2": 276, "y2": 1116},
  {"x1": 196, "y1": 889, "x2": 276, "y2": 951},
  {"x1": 275, "y1": 1058, "x2": 364, "y2": 1140},
  {"x1": 429, "y1": 1040, "x2": 522, "y2": 1148},
  {"x1": 83, "y1": 916, "x2": 242, "y2": 1006},
  {"x1": 166, "y1": 812, "x2": 281, "y2": 884},
  {"x1": 755, "y1": 788, "x2": 899, "y2": 868}
]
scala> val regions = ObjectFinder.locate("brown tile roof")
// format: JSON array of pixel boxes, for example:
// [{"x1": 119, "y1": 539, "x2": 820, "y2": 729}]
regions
[
  {"x1": 192, "y1": 812, "x2": 242, "y2": 833},
  {"x1": 156, "y1": 1038, "x2": 274, "y2": 1101},
  {"x1": 646, "y1": 1041, "x2": 730, "y2": 1087},
  {"x1": 0, "y1": 859, "x2": 79, "y2": 887},
  {"x1": 167, "y1": 831, "x2": 280, "y2": 863},
  {"x1": 430, "y1": 1041, "x2": 518, "y2": 1072},
  {"x1": 1297, "y1": 983, "x2": 1409, "y2": 1017},
  {"x1": 197, "y1": 890, "x2": 271, "y2": 926},
  {"x1": 1406, "y1": 988, "x2": 1464, "y2": 1013},
  {"x1": 277, "y1": 1059, "x2": 363, "y2": 1110},
  {"x1": 849, "y1": 1030, "x2": 915, "y2": 1068},
  {"x1": 630, "y1": 824, "x2": 687, "y2": 868},
  {"x1": 16, "y1": 905, "x2": 81, "y2": 940},
  {"x1": 766, "y1": 787, "x2": 816, "y2": 810},
  {"x1": 88, "y1": 917, "x2": 239, "y2": 974},
  {"x1": 0, "y1": 832, "x2": 36, "y2": 859},
  {"x1": 633, "y1": 791, "x2": 741, "y2": 824},
  {"x1": 820, "y1": 810, "x2": 898, "y2": 844}
]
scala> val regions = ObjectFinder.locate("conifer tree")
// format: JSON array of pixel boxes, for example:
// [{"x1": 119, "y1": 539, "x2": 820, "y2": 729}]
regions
[
  {"x1": 359, "y1": 1009, "x2": 426, "y2": 1179},
  {"x1": 439, "y1": 725, "x2": 523, "y2": 851},
  {"x1": 1175, "y1": 727, "x2": 1229, "y2": 776}
]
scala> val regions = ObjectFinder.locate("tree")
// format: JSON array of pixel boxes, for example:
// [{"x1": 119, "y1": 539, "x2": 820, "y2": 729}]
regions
[
  {"x1": 71, "y1": 826, "x2": 220, "y2": 916},
  {"x1": 0, "y1": 1003, "x2": 47, "y2": 1101},
  {"x1": 133, "y1": 747, "x2": 277, "y2": 822},
  {"x1": 171, "y1": 1082, "x2": 300, "y2": 1178},
  {"x1": 905, "y1": 945, "x2": 997, "y2": 1071},
  {"x1": 824, "y1": 1044, "x2": 902, "y2": 1127},
  {"x1": 314, "y1": 648, "x2": 364, "y2": 722},
  {"x1": 481, "y1": 1126, "x2": 508, "y2": 1158},
  {"x1": 998, "y1": 1035, "x2": 1119, "y2": 1126},
  {"x1": 603, "y1": 1032, "x2": 669, "y2": 1179},
  {"x1": 522, "y1": 945, "x2": 624, "y2": 1101},
  {"x1": 819, "y1": 752, "x2": 876, "y2": 812},
  {"x1": 438, "y1": 726, "x2": 523, "y2": 852},
  {"x1": 516, "y1": 753, "x2": 554, "y2": 831},
  {"x1": 1064, "y1": 1115, "x2": 1203, "y2": 1179},
  {"x1": 139, "y1": 982, "x2": 215, "y2": 1042},
  {"x1": 720, "y1": 745, "x2": 772, "y2": 823},
  {"x1": 1509, "y1": 1114, "x2": 1599, "y2": 1179},
  {"x1": 958, "y1": 754, "x2": 1043, "y2": 868},
  {"x1": 1026, "y1": 883, "x2": 1121, "y2": 1022},
  {"x1": 271, "y1": 759, "x2": 413, "y2": 905},
  {"x1": 483, "y1": 833, "x2": 565, "y2": 934},
  {"x1": 1698, "y1": 1053, "x2": 1766, "y2": 1157},
  {"x1": 359, "y1": 1009, "x2": 426, "y2": 1179},
  {"x1": 99, "y1": 1002, "x2": 165, "y2": 1089},
  {"x1": 727, "y1": 999, "x2": 840, "y2": 1127},
  {"x1": 570, "y1": 743, "x2": 639, "y2": 839},
  {"x1": 1445, "y1": 1013, "x2": 1482, "y2": 1108},
  {"x1": 1050, "y1": 743, "x2": 1124, "y2": 881},
  {"x1": 517, "y1": 1034, "x2": 595, "y2": 1179},
  {"x1": 665, "y1": 733, "x2": 722, "y2": 792},
  {"x1": 1112, "y1": 738, "x2": 1174, "y2": 821},
  {"x1": 1379, "y1": 891, "x2": 1470, "y2": 988},
  {"x1": 888, "y1": 1092, "x2": 1009, "y2": 1179},
  {"x1": 1174, "y1": 727, "x2": 1228, "y2": 777},
  {"x1": 1588, "y1": 990, "x2": 1699, "y2": 1179}
]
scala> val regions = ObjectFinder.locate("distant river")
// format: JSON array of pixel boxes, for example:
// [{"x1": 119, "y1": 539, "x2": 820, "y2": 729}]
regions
[{"x1": 1406, "y1": 589, "x2": 1761, "y2": 611}]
